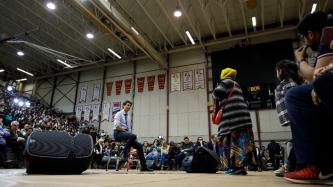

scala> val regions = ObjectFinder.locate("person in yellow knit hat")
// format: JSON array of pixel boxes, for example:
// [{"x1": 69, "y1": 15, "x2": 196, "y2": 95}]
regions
[
  {"x1": 212, "y1": 67, "x2": 257, "y2": 175},
  {"x1": 220, "y1": 68, "x2": 237, "y2": 79}
]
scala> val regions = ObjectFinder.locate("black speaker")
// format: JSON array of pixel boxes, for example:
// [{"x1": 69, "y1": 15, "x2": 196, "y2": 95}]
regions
[
  {"x1": 24, "y1": 131, "x2": 93, "y2": 174},
  {"x1": 186, "y1": 147, "x2": 222, "y2": 173}
]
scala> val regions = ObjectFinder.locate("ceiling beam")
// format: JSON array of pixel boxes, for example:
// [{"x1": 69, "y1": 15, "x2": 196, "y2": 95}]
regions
[
  {"x1": 12, "y1": 1, "x2": 103, "y2": 60},
  {"x1": 261, "y1": 0, "x2": 265, "y2": 31},
  {"x1": 322, "y1": 0, "x2": 328, "y2": 11},
  {"x1": 69, "y1": 0, "x2": 136, "y2": 55},
  {"x1": 135, "y1": 0, "x2": 174, "y2": 48},
  {"x1": 278, "y1": 0, "x2": 286, "y2": 27},
  {"x1": 298, "y1": 0, "x2": 307, "y2": 22},
  {"x1": 0, "y1": 3, "x2": 91, "y2": 60},
  {"x1": 36, "y1": 25, "x2": 297, "y2": 80},
  {"x1": 238, "y1": 0, "x2": 248, "y2": 36},
  {"x1": 177, "y1": 0, "x2": 205, "y2": 49},
  {"x1": 197, "y1": 0, "x2": 216, "y2": 40},
  {"x1": 31, "y1": 0, "x2": 109, "y2": 60},
  {"x1": 90, "y1": 0, "x2": 168, "y2": 69},
  {"x1": 155, "y1": 0, "x2": 187, "y2": 45}
]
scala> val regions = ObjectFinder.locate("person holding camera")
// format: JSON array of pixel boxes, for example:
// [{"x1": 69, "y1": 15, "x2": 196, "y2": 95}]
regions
[{"x1": 284, "y1": 12, "x2": 333, "y2": 184}]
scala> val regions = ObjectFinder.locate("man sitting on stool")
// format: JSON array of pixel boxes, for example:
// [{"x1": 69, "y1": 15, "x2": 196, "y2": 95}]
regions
[{"x1": 113, "y1": 100, "x2": 152, "y2": 172}]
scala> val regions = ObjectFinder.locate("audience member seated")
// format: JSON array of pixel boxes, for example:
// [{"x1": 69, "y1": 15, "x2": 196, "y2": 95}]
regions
[{"x1": 284, "y1": 12, "x2": 333, "y2": 184}]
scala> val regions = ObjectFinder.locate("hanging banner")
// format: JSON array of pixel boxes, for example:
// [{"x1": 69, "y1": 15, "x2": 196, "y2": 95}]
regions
[
  {"x1": 183, "y1": 70, "x2": 193, "y2": 90},
  {"x1": 137, "y1": 77, "x2": 145, "y2": 92},
  {"x1": 194, "y1": 69, "x2": 205, "y2": 89},
  {"x1": 102, "y1": 102, "x2": 110, "y2": 121},
  {"x1": 92, "y1": 83, "x2": 101, "y2": 102},
  {"x1": 115, "y1": 80, "x2": 123, "y2": 95},
  {"x1": 158, "y1": 74, "x2": 166, "y2": 90},
  {"x1": 83, "y1": 105, "x2": 91, "y2": 121},
  {"x1": 147, "y1": 75, "x2": 155, "y2": 91},
  {"x1": 75, "y1": 106, "x2": 83, "y2": 120},
  {"x1": 92, "y1": 104, "x2": 100, "y2": 122},
  {"x1": 106, "y1": 82, "x2": 113, "y2": 96},
  {"x1": 125, "y1": 79, "x2": 132, "y2": 94},
  {"x1": 171, "y1": 72, "x2": 181, "y2": 92},
  {"x1": 112, "y1": 102, "x2": 121, "y2": 122},
  {"x1": 79, "y1": 84, "x2": 87, "y2": 103}
]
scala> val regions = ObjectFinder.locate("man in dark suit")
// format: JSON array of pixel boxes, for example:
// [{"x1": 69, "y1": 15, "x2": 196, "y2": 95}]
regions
[{"x1": 207, "y1": 135, "x2": 219, "y2": 155}]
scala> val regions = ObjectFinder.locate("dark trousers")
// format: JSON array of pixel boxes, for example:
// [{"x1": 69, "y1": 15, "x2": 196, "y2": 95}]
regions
[
  {"x1": 0, "y1": 144, "x2": 7, "y2": 166},
  {"x1": 285, "y1": 82, "x2": 333, "y2": 169},
  {"x1": 313, "y1": 72, "x2": 333, "y2": 170},
  {"x1": 113, "y1": 130, "x2": 147, "y2": 168}
]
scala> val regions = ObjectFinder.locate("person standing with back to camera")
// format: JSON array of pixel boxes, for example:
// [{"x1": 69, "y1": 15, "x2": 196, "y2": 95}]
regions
[
  {"x1": 212, "y1": 68, "x2": 256, "y2": 175},
  {"x1": 113, "y1": 100, "x2": 152, "y2": 171}
]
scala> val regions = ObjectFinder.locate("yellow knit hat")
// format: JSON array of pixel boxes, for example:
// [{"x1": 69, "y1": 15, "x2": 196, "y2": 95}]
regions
[{"x1": 220, "y1": 68, "x2": 237, "y2": 79}]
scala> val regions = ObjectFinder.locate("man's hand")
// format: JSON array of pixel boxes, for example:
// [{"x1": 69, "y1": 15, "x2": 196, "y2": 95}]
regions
[
  {"x1": 314, "y1": 63, "x2": 333, "y2": 78},
  {"x1": 294, "y1": 46, "x2": 307, "y2": 62},
  {"x1": 311, "y1": 89, "x2": 320, "y2": 106}
]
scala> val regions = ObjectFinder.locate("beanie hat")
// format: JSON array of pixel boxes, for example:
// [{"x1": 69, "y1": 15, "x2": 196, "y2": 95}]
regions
[{"x1": 220, "y1": 68, "x2": 237, "y2": 79}]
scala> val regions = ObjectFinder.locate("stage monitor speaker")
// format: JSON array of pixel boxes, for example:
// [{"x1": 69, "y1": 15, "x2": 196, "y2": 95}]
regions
[
  {"x1": 186, "y1": 147, "x2": 222, "y2": 173},
  {"x1": 24, "y1": 131, "x2": 93, "y2": 174}
]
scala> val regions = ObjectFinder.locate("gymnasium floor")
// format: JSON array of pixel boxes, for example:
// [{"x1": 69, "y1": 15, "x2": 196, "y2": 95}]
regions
[{"x1": 0, "y1": 169, "x2": 327, "y2": 187}]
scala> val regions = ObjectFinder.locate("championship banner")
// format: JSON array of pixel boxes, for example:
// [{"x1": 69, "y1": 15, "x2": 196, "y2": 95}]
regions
[
  {"x1": 194, "y1": 69, "x2": 205, "y2": 89},
  {"x1": 112, "y1": 102, "x2": 121, "y2": 122},
  {"x1": 83, "y1": 105, "x2": 91, "y2": 121},
  {"x1": 106, "y1": 82, "x2": 113, "y2": 96},
  {"x1": 171, "y1": 72, "x2": 181, "y2": 92},
  {"x1": 125, "y1": 79, "x2": 132, "y2": 94},
  {"x1": 102, "y1": 102, "x2": 110, "y2": 121},
  {"x1": 183, "y1": 70, "x2": 193, "y2": 90},
  {"x1": 137, "y1": 77, "x2": 145, "y2": 92},
  {"x1": 92, "y1": 104, "x2": 100, "y2": 122},
  {"x1": 158, "y1": 74, "x2": 166, "y2": 90},
  {"x1": 115, "y1": 80, "x2": 123, "y2": 95},
  {"x1": 92, "y1": 83, "x2": 101, "y2": 102},
  {"x1": 75, "y1": 106, "x2": 83, "y2": 120},
  {"x1": 79, "y1": 84, "x2": 87, "y2": 103},
  {"x1": 147, "y1": 75, "x2": 155, "y2": 91}
]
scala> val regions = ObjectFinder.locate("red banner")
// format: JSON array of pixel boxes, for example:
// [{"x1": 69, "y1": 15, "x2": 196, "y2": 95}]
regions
[
  {"x1": 158, "y1": 74, "x2": 166, "y2": 90},
  {"x1": 147, "y1": 76, "x2": 155, "y2": 91},
  {"x1": 125, "y1": 79, "x2": 132, "y2": 94},
  {"x1": 137, "y1": 77, "x2": 145, "y2": 92},
  {"x1": 115, "y1": 80, "x2": 122, "y2": 95},
  {"x1": 106, "y1": 82, "x2": 113, "y2": 96}
]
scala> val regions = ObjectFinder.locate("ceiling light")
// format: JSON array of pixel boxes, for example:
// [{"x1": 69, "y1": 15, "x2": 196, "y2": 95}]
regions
[
  {"x1": 57, "y1": 59, "x2": 72, "y2": 68},
  {"x1": 17, "y1": 51, "x2": 24, "y2": 56},
  {"x1": 174, "y1": 9, "x2": 182, "y2": 17},
  {"x1": 107, "y1": 48, "x2": 122, "y2": 59},
  {"x1": 131, "y1": 27, "x2": 139, "y2": 35},
  {"x1": 0, "y1": 69, "x2": 4, "y2": 73},
  {"x1": 17, "y1": 68, "x2": 34, "y2": 77},
  {"x1": 46, "y1": 2, "x2": 56, "y2": 10},
  {"x1": 16, "y1": 78, "x2": 27, "y2": 82},
  {"x1": 7, "y1": 86, "x2": 13, "y2": 92},
  {"x1": 252, "y1": 17, "x2": 257, "y2": 27},
  {"x1": 25, "y1": 101, "x2": 31, "y2": 107},
  {"x1": 13, "y1": 98, "x2": 19, "y2": 103},
  {"x1": 311, "y1": 3, "x2": 317, "y2": 14},
  {"x1": 86, "y1": 33, "x2": 94, "y2": 39},
  {"x1": 185, "y1": 31, "x2": 195, "y2": 45}
]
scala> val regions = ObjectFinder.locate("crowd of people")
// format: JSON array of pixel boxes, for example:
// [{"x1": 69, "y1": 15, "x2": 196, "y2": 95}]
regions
[{"x1": 1, "y1": 9, "x2": 332, "y2": 186}]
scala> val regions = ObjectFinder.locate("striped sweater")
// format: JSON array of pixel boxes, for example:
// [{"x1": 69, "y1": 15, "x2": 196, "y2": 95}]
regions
[{"x1": 216, "y1": 78, "x2": 252, "y2": 135}]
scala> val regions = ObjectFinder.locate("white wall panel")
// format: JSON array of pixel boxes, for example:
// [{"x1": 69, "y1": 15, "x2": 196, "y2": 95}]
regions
[
  {"x1": 133, "y1": 68, "x2": 167, "y2": 142},
  {"x1": 169, "y1": 49, "x2": 209, "y2": 142}
]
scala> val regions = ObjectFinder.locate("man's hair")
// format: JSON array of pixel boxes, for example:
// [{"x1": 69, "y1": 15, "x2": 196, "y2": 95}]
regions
[
  {"x1": 122, "y1": 100, "x2": 132, "y2": 106},
  {"x1": 297, "y1": 11, "x2": 327, "y2": 36}
]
